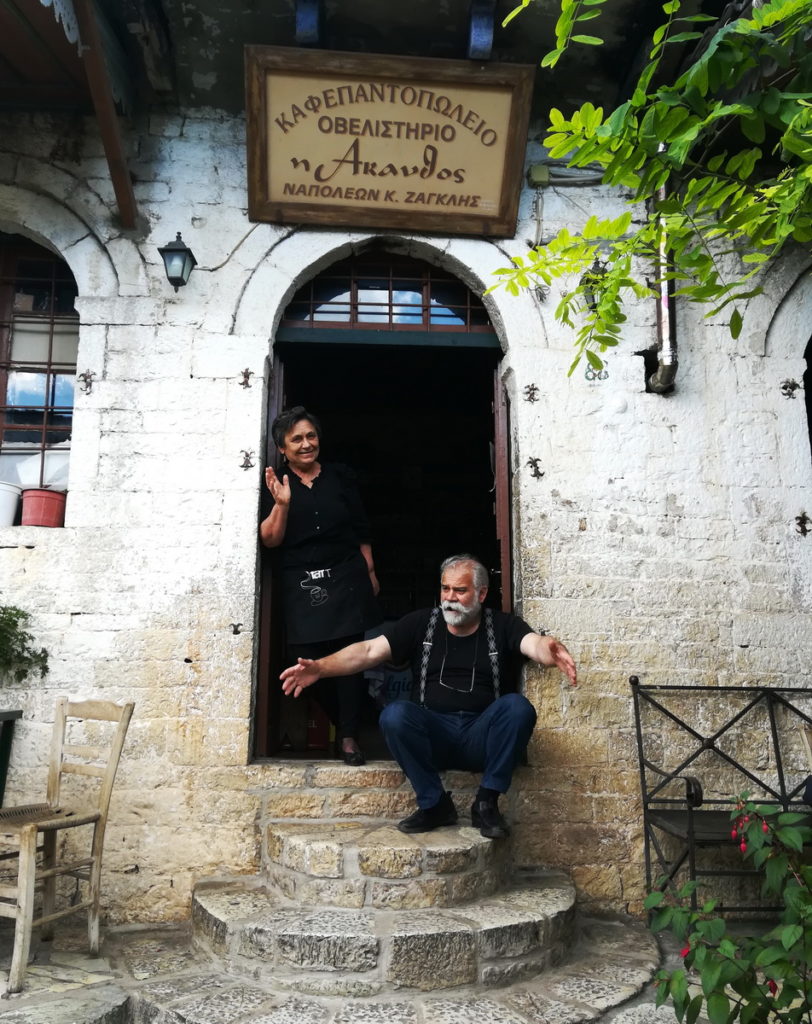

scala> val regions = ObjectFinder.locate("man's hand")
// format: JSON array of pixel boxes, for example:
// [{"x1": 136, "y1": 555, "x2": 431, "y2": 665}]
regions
[
  {"x1": 280, "y1": 658, "x2": 321, "y2": 697},
  {"x1": 545, "y1": 638, "x2": 577, "y2": 687},
  {"x1": 520, "y1": 633, "x2": 578, "y2": 686}
]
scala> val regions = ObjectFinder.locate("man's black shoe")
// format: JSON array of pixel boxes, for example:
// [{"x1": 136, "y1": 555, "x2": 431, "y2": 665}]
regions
[
  {"x1": 397, "y1": 791, "x2": 458, "y2": 833},
  {"x1": 471, "y1": 799, "x2": 510, "y2": 839}
]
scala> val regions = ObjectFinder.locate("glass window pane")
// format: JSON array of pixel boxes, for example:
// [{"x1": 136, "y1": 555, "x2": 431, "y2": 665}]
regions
[
  {"x1": 470, "y1": 307, "x2": 490, "y2": 326},
  {"x1": 14, "y1": 281, "x2": 51, "y2": 313},
  {"x1": 45, "y1": 414, "x2": 72, "y2": 443},
  {"x1": 392, "y1": 307, "x2": 423, "y2": 324},
  {"x1": 429, "y1": 305, "x2": 466, "y2": 326},
  {"x1": 42, "y1": 448, "x2": 70, "y2": 488},
  {"x1": 357, "y1": 277, "x2": 389, "y2": 294},
  {"x1": 0, "y1": 452, "x2": 23, "y2": 485},
  {"x1": 431, "y1": 282, "x2": 467, "y2": 306},
  {"x1": 392, "y1": 288, "x2": 422, "y2": 306},
  {"x1": 6, "y1": 371, "x2": 46, "y2": 406},
  {"x1": 357, "y1": 306, "x2": 389, "y2": 323},
  {"x1": 284, "y1": 301, "x2": 311, "y2": 321},
  {"x1": 4, "y1": 414, "x2": 43, "y2": 443},
  {"x1": 52, "y1": 322, "x2": 79, "y2": 363},
  {"x1": 55, "y1": 284, "x2": 77, "y2": 314},
  {"x1": 16, "y1": 259, "x2": 52, "y2": 278},
  {"x1": 52, "y1": 374, "x2": 75, "y2": 408},
  {"x1": 313, "y1": 282, "x2": 350, "y2": 304},
  {"x1": 10, "y1": 320, "x2": 51, "y2": 361},
  {"x1": 313, "y1": 303, "x2": 350, "y2": 322}
]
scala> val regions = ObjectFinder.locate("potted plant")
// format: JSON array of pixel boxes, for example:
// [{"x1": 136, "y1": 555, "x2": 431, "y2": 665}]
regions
[{"x1": 0, "y1": 605, "x2": 49, "y2": 682}]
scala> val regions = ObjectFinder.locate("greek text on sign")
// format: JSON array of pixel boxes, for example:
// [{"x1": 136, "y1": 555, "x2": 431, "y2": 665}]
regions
[{"x1": 245, "y1": 47, "x2": 534, "y2": 237}]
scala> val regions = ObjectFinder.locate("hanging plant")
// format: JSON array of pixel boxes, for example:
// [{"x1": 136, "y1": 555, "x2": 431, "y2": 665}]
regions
[{"x1": 0, "y1": 605, "x2": 49, "y2": 683}]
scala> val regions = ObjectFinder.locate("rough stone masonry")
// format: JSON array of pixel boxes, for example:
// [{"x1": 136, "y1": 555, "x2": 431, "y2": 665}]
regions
[{"x1": 0, "y1": 106, "x2": 809, "y2": 924}]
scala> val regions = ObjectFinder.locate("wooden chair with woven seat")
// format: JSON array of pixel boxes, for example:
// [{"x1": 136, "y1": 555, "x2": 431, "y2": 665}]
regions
[{"x1": 0, "y1": 698, "x2": 134, "y2": 993}]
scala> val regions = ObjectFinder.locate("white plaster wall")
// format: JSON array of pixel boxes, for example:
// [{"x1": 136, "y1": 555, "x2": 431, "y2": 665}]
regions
[{"x1": 0, "y1": 108, "x2": 809, "y2": 919}]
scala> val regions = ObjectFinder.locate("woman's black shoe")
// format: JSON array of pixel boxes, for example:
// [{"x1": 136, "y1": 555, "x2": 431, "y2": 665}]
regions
[
  {"x1": 397, "y1": 791, "x2": 457, "y2": 833},
  {"x1": 342, "y1": 747, "x2": 365, "y2": 766}
]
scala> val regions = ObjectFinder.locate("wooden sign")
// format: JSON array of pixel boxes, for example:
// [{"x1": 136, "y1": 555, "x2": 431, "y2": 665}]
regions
[{"x1": 245, "y1": 47, "x2": 534, "y2": 237}]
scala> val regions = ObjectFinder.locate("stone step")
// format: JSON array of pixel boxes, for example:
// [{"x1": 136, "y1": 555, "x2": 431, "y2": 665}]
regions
[
  {"x1": 257, "y1": 761, "x2": 509, "y2": 824},
  {"x1": 191, "y1": 871, "x2": 577, "y2": 995},
  {"x1": 264, "y1": 820, "x2": 512, "y2": 909},
  {"x1": 110, "y1": 914, "x2": 663, "y2": 1023}
]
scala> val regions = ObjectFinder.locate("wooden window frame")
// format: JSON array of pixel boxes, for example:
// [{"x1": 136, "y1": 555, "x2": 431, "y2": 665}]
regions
[{"x1": 0, "y1": 234, "x2": 78, "y2": 490}]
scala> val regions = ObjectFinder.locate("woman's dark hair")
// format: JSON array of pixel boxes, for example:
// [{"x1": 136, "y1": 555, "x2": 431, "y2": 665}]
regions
[{"x1": 271, "y1": 406, "x2": 322, "y2": 449}]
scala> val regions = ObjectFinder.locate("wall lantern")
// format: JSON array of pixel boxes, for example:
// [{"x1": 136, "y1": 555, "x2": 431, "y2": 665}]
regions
[
  {"x1": 158, "y1": 232, "x2": 197, "y2": 291},
  {"x1": 579, "y1": 256, "x2": 607, "y2": 311}
]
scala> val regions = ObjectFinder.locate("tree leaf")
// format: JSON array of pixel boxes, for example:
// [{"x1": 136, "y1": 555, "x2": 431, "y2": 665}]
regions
[
  {"x1": 780, "y1": 924, "x2": 802, "y2": 950},
  {"x1": 706, "y1": 992, "x2": 730, "y2": 1024}
]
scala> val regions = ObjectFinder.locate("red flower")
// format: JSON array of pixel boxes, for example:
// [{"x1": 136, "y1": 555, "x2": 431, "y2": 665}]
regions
[
  {"x1": 680, "y1": 945, "x2": 691, "y2": 958},
  {"x1": 768, "y1": 980, "x2": 778, "y2": 996}
]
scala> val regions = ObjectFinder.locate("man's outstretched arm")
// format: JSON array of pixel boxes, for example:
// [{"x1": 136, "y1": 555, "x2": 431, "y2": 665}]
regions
[
  {"x1": 519, "y1": 633, "x2": 578, "y2": 686},
  {"x1": 280, "y1": 634, "x2": 393, "y2": 698}
]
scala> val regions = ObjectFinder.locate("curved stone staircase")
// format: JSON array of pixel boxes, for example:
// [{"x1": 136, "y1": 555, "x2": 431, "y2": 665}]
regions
[{"x1": 1, "y1": 769, "x2": 666, "y2": 1023}]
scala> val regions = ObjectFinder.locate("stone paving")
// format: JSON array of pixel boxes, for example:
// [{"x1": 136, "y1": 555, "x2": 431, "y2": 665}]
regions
[{"x1": 0, "y1": 916, "x2": 702, "y2": 1024}]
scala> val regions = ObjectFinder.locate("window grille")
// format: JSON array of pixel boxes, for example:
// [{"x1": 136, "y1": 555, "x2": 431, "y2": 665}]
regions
[{"x1": 281, "y1": 253, "x2": 492, "y2": 332}]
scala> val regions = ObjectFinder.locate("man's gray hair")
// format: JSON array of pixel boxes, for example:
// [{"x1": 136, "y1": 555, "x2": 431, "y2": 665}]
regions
[{"x1": 440, "y1": 554, "x2": 489, "y2": 590}]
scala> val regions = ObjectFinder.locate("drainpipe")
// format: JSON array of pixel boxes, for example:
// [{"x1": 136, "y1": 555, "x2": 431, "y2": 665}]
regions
[{"x1": 648, "y1": 186, "x2": 678, "y2": 393}]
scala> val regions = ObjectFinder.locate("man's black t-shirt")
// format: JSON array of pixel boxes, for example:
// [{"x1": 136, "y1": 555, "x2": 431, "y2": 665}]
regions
[{"x1": 381, "y1": 608, "x2": 534, "y2": 713}]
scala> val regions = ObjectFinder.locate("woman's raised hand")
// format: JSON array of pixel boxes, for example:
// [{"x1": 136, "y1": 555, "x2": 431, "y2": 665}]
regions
[{"x1": 265, "y1": 466, "x2": 291, "y2": 506}]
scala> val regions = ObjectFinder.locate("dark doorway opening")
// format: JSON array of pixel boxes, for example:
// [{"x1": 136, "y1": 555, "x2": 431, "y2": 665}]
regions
[
  {"x1": 280, "y1": 342, "x2": 502, "y2": 617},
  {"x1": 804, "y1": 335, "x2": 812, "y2": 464},
  {"x1": 252, "y1": 251, "x2": 510, "y2": 760}
]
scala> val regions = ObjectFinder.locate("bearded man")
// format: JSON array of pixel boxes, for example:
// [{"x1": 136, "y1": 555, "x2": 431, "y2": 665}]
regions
[{"x1": 280, "y1": 554, "x2": 577, "y2": 839}]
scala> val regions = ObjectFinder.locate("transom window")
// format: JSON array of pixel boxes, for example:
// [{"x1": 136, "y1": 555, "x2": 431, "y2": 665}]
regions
[
  {"x1": 282, "y1": 253, "x2": 492, "y2": 331},
  {"x1": 0, "y1": 233, "x2": 78, "y2": 489}
]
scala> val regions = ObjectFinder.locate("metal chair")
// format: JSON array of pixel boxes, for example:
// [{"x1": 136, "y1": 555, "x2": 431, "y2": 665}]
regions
[{"x1": 0, "y1": 698, "x2": 134, "y2": 993}]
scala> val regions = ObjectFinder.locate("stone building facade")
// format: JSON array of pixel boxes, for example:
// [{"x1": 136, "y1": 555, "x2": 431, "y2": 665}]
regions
[{"x1": 0, "y1": 101, "x2": 810, "y2": 926}]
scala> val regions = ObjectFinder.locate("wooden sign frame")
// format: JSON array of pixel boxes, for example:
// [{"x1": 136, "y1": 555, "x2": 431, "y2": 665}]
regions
[{"x1": 245, "y1": 46, "x2": 534, "y2": 237}]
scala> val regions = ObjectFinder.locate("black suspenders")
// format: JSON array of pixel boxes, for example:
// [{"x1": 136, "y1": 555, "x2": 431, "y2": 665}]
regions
[{"x1": 418, "y1": 607, "x2": 500, "y2": 705}]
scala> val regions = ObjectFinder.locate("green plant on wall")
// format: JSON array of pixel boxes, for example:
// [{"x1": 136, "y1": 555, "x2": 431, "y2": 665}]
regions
[
  {"x1": 493, "y1": 0, "x2": 812, "y2": 374},
  {"x1": 0, "y1": 605, "x2": 49, "y2": 683},
  {"x1": 646, "y1": 797, "x2": 812, "y2": 1024}
]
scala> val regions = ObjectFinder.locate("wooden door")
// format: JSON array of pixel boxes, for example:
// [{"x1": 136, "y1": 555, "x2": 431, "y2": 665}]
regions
[{"x1": 492, "y1": 368, "x2": 512, "y2": 611}]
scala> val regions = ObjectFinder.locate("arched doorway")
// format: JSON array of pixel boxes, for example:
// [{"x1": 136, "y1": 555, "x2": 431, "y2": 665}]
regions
[{"x1": 254, "y1": 249, "x2": 511, "y2": 757}]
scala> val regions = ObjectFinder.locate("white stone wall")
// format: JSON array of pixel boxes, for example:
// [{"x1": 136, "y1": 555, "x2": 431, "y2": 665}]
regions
[{"x1": 0, "y1": 108, "x2": 809, "y2": 920}]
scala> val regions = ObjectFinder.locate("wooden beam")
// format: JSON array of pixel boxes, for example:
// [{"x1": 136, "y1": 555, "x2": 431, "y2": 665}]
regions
[{"x1": 72, "y1": 0, "x2": 138, "y2": 230}]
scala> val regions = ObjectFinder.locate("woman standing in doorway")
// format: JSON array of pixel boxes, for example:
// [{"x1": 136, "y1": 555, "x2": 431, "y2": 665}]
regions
[{"x1": 260, "y1": 406, "x2": 381, "y2": 765}]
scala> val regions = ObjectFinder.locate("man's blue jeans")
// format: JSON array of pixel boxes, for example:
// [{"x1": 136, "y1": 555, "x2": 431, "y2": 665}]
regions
[{"x1": 379, "y1": 694, "x2": 537, "y2": 808}]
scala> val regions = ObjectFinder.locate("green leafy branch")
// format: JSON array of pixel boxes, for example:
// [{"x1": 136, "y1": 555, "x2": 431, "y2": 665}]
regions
[
  {"x1": 494, "y1": 0, "x2": 812, "y2": 373},
  {"x1": 0, "y1": 605, "x2": 49, "y2": 683}
]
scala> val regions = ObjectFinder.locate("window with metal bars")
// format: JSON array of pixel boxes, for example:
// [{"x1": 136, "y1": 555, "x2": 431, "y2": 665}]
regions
[
  {"x1": 0, "y1": 233, "x2": 78, "y2": 490},
  {"x1": 281, "y1": 253, "x2": 492, "y2": 332}
]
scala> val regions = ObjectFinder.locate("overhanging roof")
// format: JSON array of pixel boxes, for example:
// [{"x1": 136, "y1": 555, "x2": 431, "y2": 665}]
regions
[{"x1": 0, "y1": 0, "x2": 731, "y2": 230}]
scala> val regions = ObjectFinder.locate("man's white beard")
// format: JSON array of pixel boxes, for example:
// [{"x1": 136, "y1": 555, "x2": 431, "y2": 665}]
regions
[{"x1": 441, "y1": 600, "x2": 481, "y2": 628}]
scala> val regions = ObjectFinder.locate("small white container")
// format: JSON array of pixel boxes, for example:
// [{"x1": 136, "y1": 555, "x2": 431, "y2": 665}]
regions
[{"x1": 0, "y1": 481, "x2": 21, "y2": 526}]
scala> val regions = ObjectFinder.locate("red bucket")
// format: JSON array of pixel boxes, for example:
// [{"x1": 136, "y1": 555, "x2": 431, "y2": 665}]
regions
[{"x1": 21, "y1": 489, "x2": 67, "y2": 527}]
